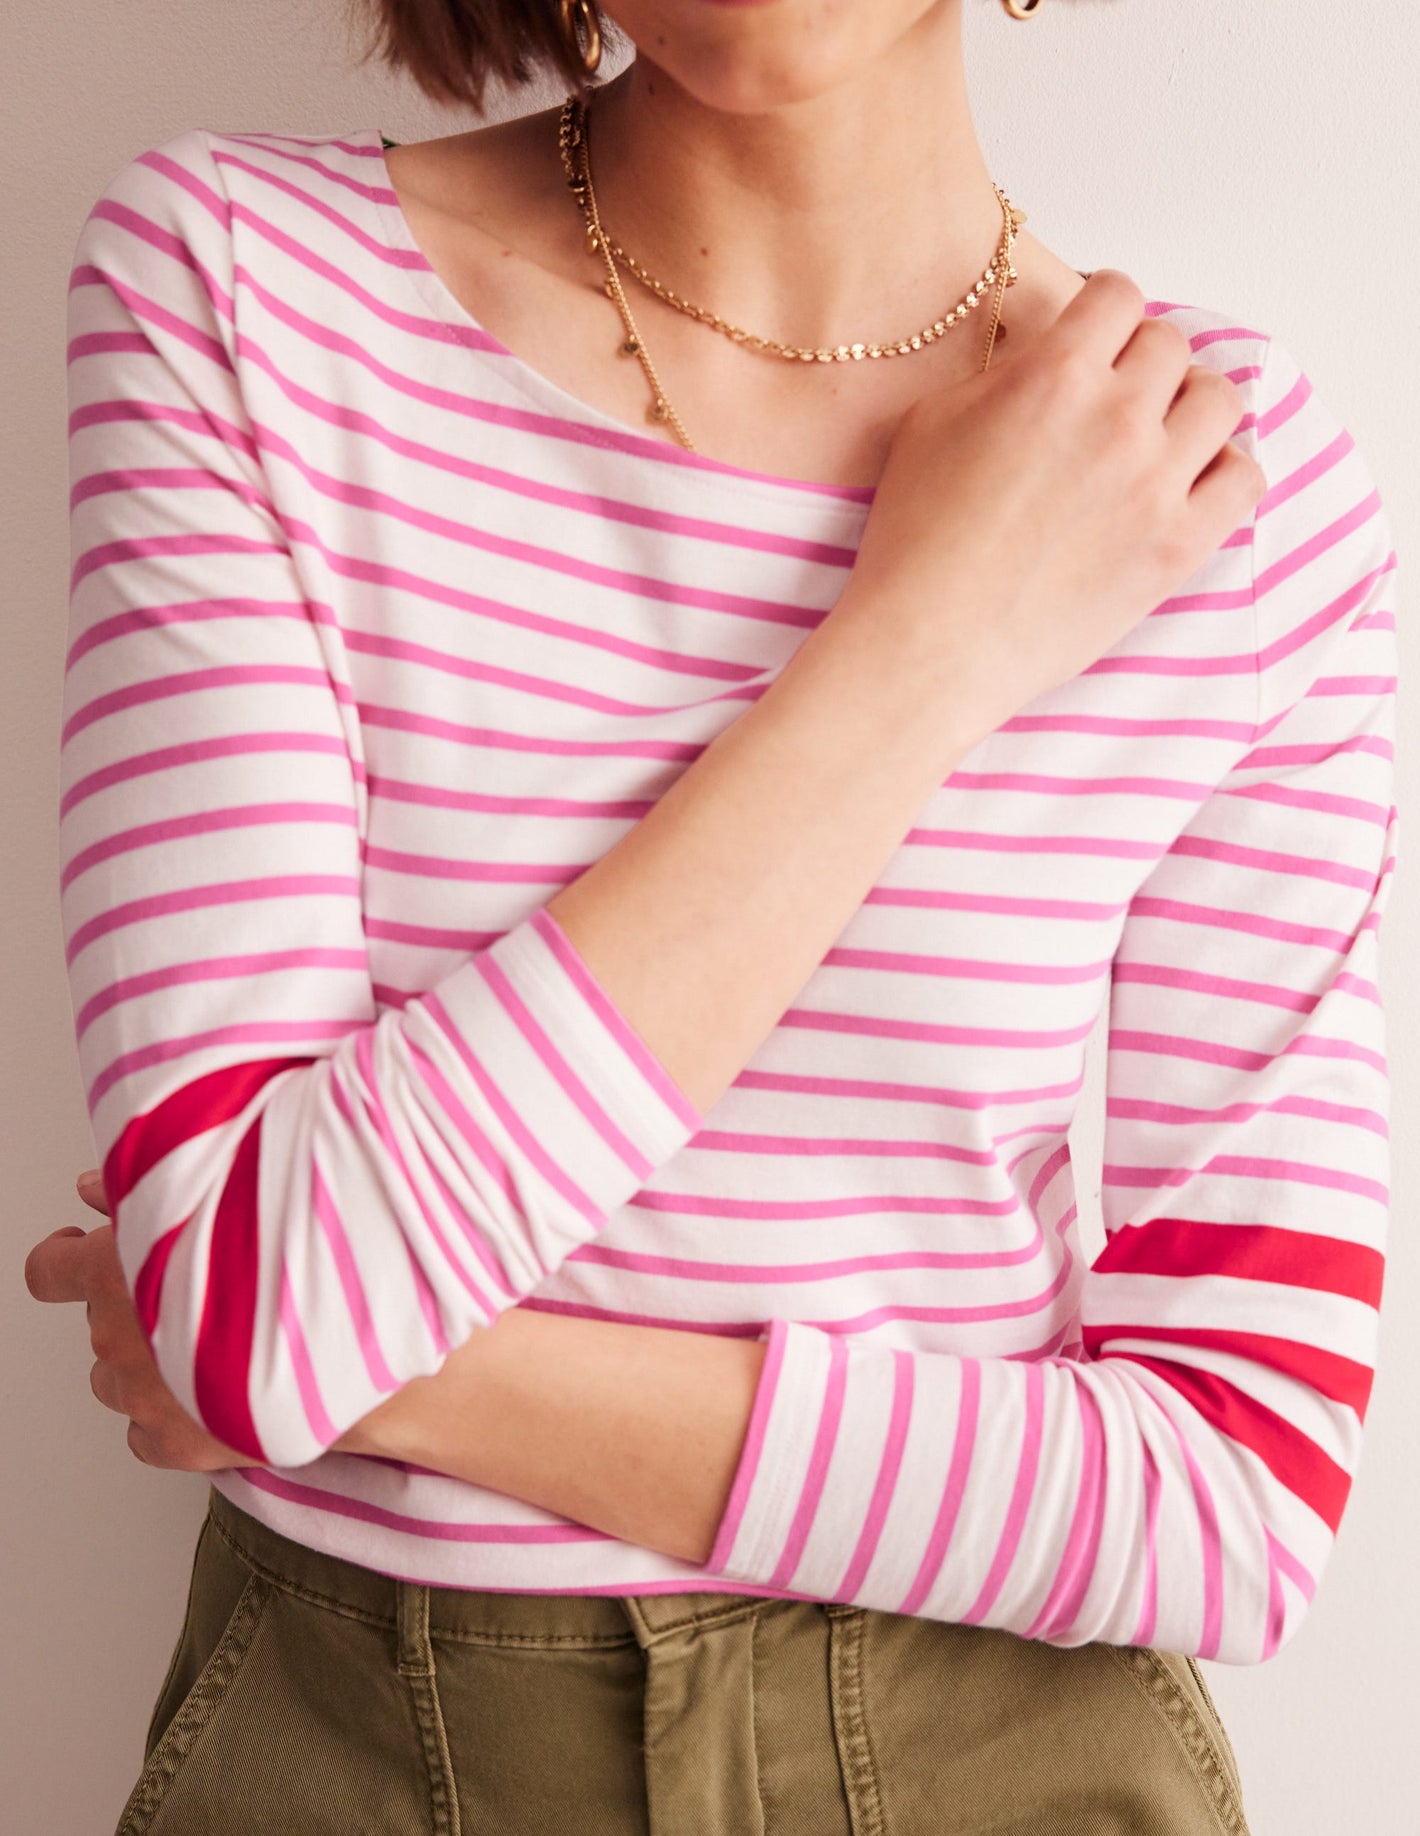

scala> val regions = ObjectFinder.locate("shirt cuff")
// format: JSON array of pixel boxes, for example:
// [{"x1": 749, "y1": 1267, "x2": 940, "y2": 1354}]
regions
[
  {"x1": 414, "y1": 903, "x2": 704, "y2": 1229},
  {"x1": 705, "y1": 1317, "x2": 851, "y2": 1585}
]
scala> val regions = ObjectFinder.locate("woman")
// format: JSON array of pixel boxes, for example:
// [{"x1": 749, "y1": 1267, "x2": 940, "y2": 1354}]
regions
[{"x1": 30, "y1": 0, "x2": 1398, "y2": 1829}]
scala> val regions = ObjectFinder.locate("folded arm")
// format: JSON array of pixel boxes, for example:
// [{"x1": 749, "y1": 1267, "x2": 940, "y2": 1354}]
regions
[{"x1": 342, "y1": 336, "x2": 1401, "y2": 1668}]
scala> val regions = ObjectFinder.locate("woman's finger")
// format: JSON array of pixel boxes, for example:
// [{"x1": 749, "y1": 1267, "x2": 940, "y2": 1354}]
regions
[
  {"x1": 90, "y1": 1357, "x2": 124, "y2": 1415},
  {"x1": 23, "y1": 1228, "x2": 92, "y2": 1303},
  {"x1": 76, "y1": 1169, "x2": 111, "y2": 1215}
]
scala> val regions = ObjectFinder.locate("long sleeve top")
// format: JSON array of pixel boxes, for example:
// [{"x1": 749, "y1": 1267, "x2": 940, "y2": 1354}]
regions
[{"x1": 59, "y1": 125, "x2": 1400, "y2": 1666}]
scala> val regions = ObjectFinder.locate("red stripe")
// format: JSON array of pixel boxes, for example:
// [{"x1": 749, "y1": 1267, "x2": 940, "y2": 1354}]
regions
[
  {"x1": 1092, "y1": 1218, "x2": 1383, "y2": 1307},
  {"x1": 192, "y1": 1109, "x2": 267, "y2": 1462},
  {"x1": 133, "y1": 1216, "x2": 190, "y2": 1336},
  {"x1": 1081, "y1": 1321, "x2": 1375, "y2": 1418},
  {"x1": 1121, "y1": 1351, "x2": 1353, "y2": 1532},
  {"x1": 102, "y1": 1055, "x2": 316, "y2": 1217}
]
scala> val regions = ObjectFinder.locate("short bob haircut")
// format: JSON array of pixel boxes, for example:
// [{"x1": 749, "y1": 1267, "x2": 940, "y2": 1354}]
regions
[{"x1": 344, "y1": 0, "x2": 625, "y2": 114}]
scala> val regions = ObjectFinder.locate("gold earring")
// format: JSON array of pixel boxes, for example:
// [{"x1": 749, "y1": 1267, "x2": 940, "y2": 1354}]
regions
[
  {"x1": 559, "y1": 0, "x2": 603, "y2": 74},
  {"x1": 1001, "y1": 0, "x2": 1043, "y2": 16}
]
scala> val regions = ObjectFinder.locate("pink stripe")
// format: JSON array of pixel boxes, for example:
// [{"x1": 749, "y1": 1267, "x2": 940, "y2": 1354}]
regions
[
  {"x1": 72, "y1": 461, "x2": 271, "y2": 516},
  {"x1": 1125, "y1": 890, "x2": 1361, "y2": 953},
  {"x1": 897, "y1": 1357, "x2": 981, "y2": 1616},
  {"x1": 905, "y1": 827, "x2": 1179, "y2": 862},
  {"x1": 67, "y1": 874, "x2": 362, "y2": 967},
  {"x1": 1254, "y1": 361, "x2": 1309, "y2": 439},
  {"x1": 70, "y1": 229, "x2": 232, "y2": 368},
  {"x1": 1111, "y1": 957, "x2": 1341, "y2": 1013},
  {"x1": 1261, "y1": 1525, "x2": 1315, "y2": 1662},
  {"x1": 628, "y1": 1176, "x2": 1031, "y2": 1225},
  {"x1": 309, "y1": 1146, "x2": 399, "y2": 1394},
  {"x1": 60, "y1": 728, "x2": 353, "y2": 821},
  {"x1": 1229, "y1": 780, "x2": 1391, "y2": 825},
  {"x1": 414, "y1": 1128, "x2": 522, "y2": 1307},
  {"x1": 474, "y1": 950, "x2": 656, "y2": 1176},
  {"x1": 277, "y1": 1260, "x2": 339, "y2": 1448},
  {"x1": 1255, "y1": 495, "x2": 1385, "y2": 602},
  {"x1": 60, "y1": 800, "x2": 355, "y2": 891},
  {"x1": 1165, "y1": 829, "x2": 1381, "y2": 892},
  {"x1": 348, "y1": 1022, "x2": 492, "y2": 1327},
  {"x1": 1110, "y1": 1023, "x2": 1388, "y2": 1085},
  {"x1": 832, "y1": 1350, "x2": 915, "y2": 1601},
  {"x1": 1129, "y1": 1438, "x2": 1163, "y2": 1648},
  {"x1": 237, "y1": 1464, "x2": 612, "y2": 1544},
  {"x1": 571, "y1": 1238, "x2": 1048, "y2": 1284},
  {"x1": 61, "y1": 658, "x2": 345, "y2": 745},
  {"x1": 781, "y1": 1006, "x2": 1098, "y2": 1051},
  {"x1": 825, "y1": 944, "x2": 1110, "y2": 986},
  {"x1": 705, "y1": 1318, "x2": 790, "y2": 1573},
  {"x1": 1260, "y1": 429, "x2": 1352, "y2": 515},
  {"x1": 72, "y1": 946, "x2": 366, "y2": 1039},
  {"x1": 87, "y1": 1018, "x2": 363, "y2": 1112},
  {"x1": 416, "y1": 989, "x2": 606, "y2": 1232},
  {"x1": 962, "y1": 1360, "x2": 1045, "y2": 1624},
  {"x1": 398, "y1": 1030, "x2": 570, "y2": 1247},
  {"x1": 1135, "y1": 1378, "x2": 1226, "y2": 1661},
  {"x1": 768, "y1": 1331, "x2": 849, "y2": 1590},
  {"x1": 1025, "y1": 1375, "x2": 1107, "y2": 1640},
  {"x1": 533, "y1": 906, "x2": 703, "y2": 1130}
]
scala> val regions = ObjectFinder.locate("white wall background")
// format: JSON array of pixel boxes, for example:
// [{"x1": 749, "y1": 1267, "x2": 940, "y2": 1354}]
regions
[{"x1": 3, "y1": 1, "x2": 1414, "y2": 1830}]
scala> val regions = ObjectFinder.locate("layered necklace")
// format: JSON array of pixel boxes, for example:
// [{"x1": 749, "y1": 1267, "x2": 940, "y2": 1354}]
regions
[{"x1": 556, "y1": 91, "x2": 1026, "y2": 452}]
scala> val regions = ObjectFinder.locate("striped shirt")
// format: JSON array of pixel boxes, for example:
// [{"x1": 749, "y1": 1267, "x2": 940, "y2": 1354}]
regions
[{"x1": 59, "y1": 126, "x2": 1399, "y2": 1665}]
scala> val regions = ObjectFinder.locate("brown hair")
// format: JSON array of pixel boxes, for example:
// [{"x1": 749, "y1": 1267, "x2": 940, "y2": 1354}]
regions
[{"x1": 343, "y1": 0, "x2": 620, "y2": 113}]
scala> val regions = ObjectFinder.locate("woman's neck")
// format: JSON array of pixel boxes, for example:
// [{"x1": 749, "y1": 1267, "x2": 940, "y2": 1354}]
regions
[{"x1": 585, "y1": 14, "x2": 1007, "y2": 357}]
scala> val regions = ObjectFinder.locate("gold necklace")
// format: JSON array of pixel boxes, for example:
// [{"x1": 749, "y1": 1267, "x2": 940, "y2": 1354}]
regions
[{"x1": 556, "y1": 93, "x2": 1023, "y2": 452}]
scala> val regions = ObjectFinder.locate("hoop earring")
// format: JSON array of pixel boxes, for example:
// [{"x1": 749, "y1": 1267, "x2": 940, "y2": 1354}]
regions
[
  {"x1": 1001, "y1": 0, "x2": 1043, "y2": 17},
  {"x1": 558, "y1": 0, "x2": 603, "y2": 75}
]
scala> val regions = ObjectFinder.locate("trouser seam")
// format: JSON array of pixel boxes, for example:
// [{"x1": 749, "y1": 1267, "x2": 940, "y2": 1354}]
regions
[
  {"x1": 827, "y1": 1607, "x2": 886, "y2": 1836},
  {"x1": 398, "y1": 1581, "x2": 461, "y2": 1836}
]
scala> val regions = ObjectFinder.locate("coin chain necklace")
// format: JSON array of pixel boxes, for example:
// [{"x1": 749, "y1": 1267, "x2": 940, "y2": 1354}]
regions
[{"x1": 556, "y1": 91, "x2": 1026, "y2": 452}]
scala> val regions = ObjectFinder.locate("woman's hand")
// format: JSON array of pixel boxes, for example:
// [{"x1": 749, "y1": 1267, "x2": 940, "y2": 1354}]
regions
[
  {"x1": 23, "y1": 1169, "x2": 253, "y2": 1472},
  {"x1": 829, "y1": 269, "x2": 1270, "y2": 739}
]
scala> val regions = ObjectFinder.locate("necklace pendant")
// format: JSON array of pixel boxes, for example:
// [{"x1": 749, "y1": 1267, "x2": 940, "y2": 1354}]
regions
[
  {"x1": 646, "y1": 398, "x2": 670, "y2": 424},
  {"x1": 619, "y1": 337, "x2": 640, "y2": 356}
]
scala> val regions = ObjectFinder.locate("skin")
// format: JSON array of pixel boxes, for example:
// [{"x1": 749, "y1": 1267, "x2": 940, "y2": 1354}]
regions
[{"x1": 28, "y1": 0, "x2": 1100, "y2": 1564}]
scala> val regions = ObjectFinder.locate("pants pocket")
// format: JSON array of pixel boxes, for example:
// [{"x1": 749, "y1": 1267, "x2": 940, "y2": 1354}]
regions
[
  {"x1": 141, "y1": 1514, "x2": 210, "y2": 1762},
  {"x1": 115, "y1": 1515, "x2": 273, "y2": 1836},
  {"x1": 1106, "y1": 1644, "x2": 1250, "y2": 1834},
  {"x1": 848, "y1": 1610, "x2": 1252, "y2": 1836},
  {"x1": 1183, "y1": 1654, "x2": 1244, "y2": 1796}
]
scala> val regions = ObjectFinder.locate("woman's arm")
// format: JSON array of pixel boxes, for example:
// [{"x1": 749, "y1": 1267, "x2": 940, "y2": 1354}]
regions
[
  {"x1": 334, "y1": 1307, "x2": 766, "y2": 1567},
  {"x1": 348, "y1": 337, "x2": 1401, "y2": 1671},
  {"x1": 59, "y1": 132, "x2": 1001, "y2": 1473}
]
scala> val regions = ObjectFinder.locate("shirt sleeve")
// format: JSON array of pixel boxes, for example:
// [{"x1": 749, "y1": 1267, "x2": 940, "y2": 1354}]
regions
[
  {"x1": 59, "y1": 130, "x2": 703, "y2": 1471},
  {"x1": 700, "y1": 331, "x2": 1400, "y2": 1666}
]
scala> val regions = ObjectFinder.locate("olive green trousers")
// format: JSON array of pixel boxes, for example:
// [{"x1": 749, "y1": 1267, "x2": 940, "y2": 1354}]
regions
[{"x1": 114, "y1": 1484, "x2": 1250, "y2": 1834}]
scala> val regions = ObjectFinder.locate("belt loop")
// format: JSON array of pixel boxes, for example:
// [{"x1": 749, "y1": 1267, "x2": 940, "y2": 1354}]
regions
[
  {"x1": 627, "y1": 1603, "x2": 766, "y2": 1836},
  {"x1": 397, "y1": 1578, "x2": 433, "y2": 1679}
]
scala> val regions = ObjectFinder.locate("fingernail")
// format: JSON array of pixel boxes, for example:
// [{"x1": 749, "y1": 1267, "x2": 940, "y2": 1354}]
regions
[{"x1": 78, "y1": 1172, "x2": 102, "y2": 1193}]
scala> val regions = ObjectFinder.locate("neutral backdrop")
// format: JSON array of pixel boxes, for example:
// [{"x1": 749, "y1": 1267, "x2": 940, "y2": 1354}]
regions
[{"x1": 5, "y1": 1, "x2": 1415, "y2": 1831}]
